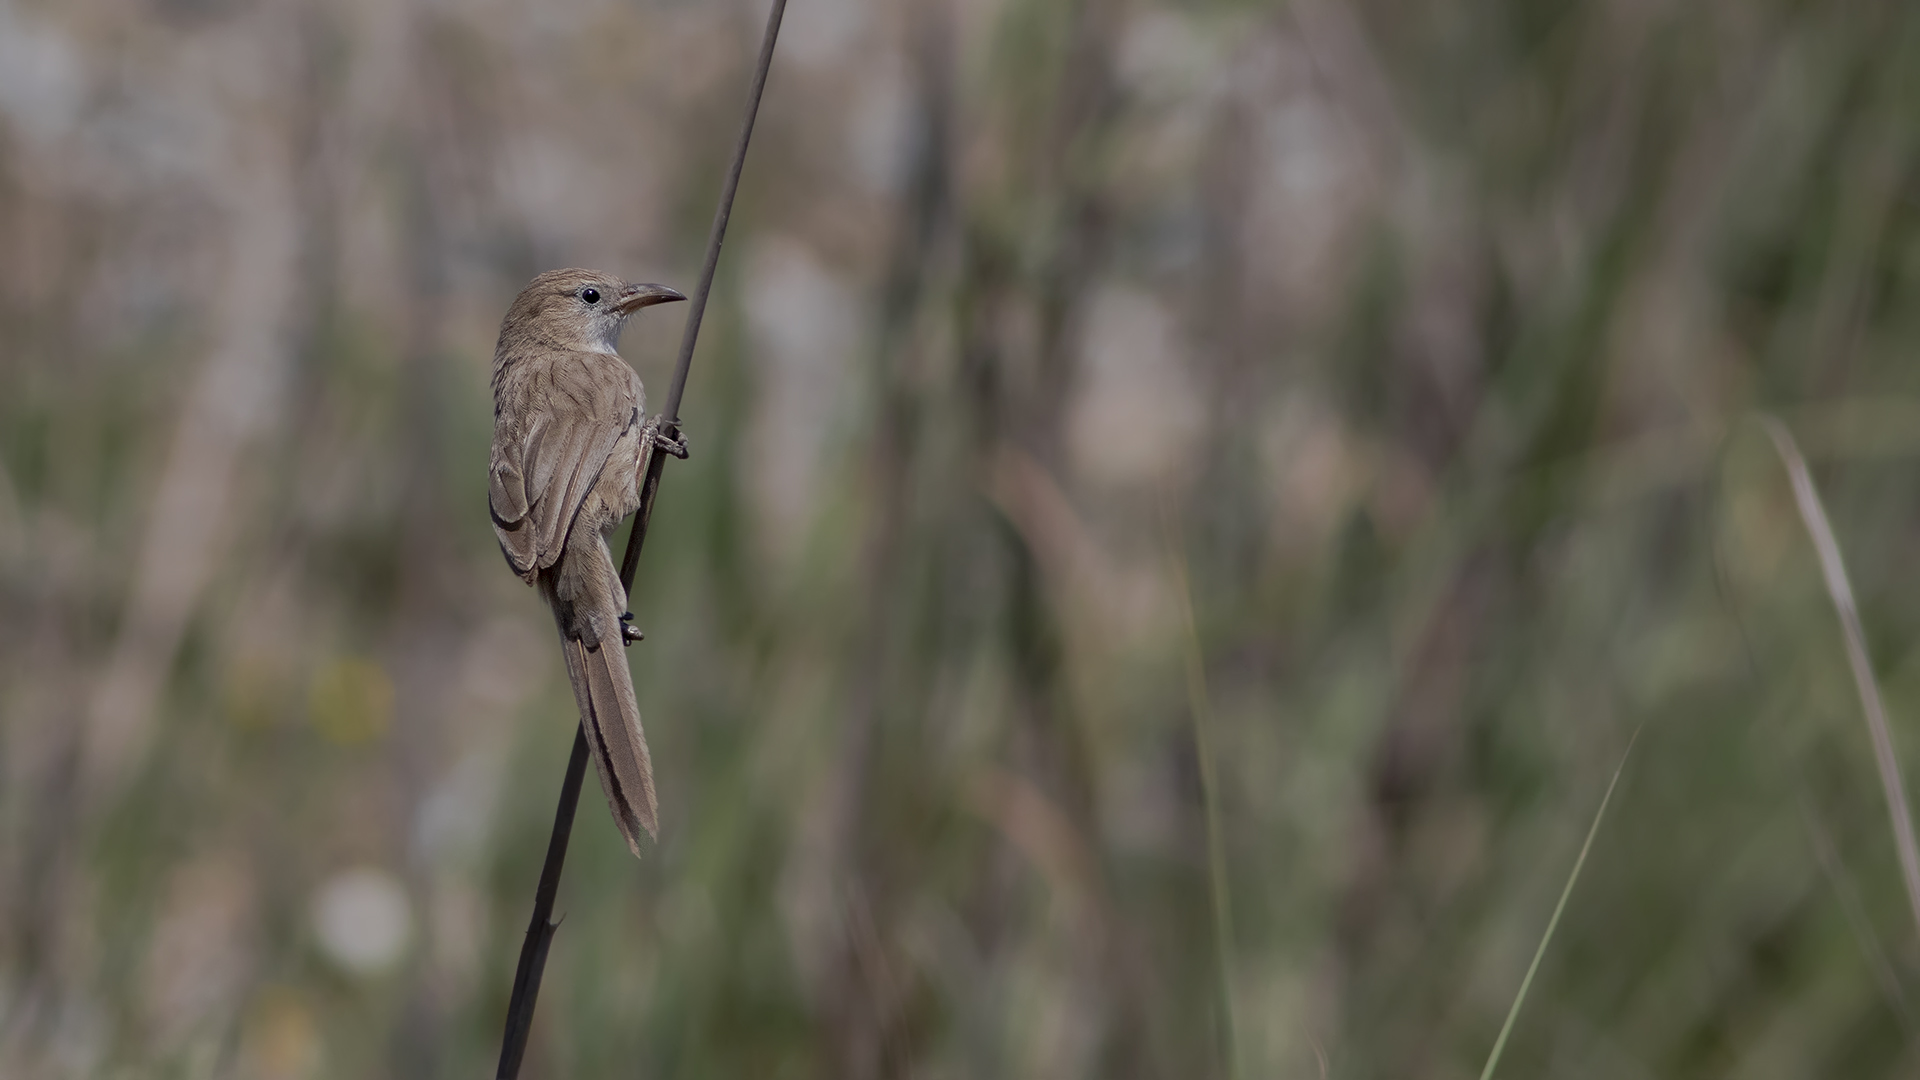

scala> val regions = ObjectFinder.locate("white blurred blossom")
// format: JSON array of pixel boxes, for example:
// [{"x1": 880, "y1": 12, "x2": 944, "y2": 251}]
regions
[{"x1": 312, "y1": 867, "x2": 412, "y2": 977}]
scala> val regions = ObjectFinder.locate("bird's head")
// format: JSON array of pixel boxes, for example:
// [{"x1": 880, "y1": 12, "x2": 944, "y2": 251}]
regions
[{"x1": 501, "y1": 268, "x2": 686, "y2": 355}]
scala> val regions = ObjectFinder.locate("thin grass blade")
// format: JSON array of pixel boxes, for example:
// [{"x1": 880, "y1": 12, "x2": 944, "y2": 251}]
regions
[
  {"x1": 1162, "y1": 502, "x2": 1241, "y2": 1080},
  {"x1": 1479, "y1": 726, "x2": 1641, "y2": 1080}
]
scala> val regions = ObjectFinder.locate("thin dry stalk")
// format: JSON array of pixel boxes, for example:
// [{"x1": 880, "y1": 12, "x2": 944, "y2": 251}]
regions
[
  {"x1": 1762, "y1": 416, "x2": 1920, "y2": 942},
  {"x1": 494, "y1": 3, "x2": 788, "y2": 1075}
]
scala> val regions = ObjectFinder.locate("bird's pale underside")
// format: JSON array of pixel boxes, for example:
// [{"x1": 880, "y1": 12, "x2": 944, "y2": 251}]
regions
[{"x1": 488, "y1": 268, "x2": 686, "y2": 856}]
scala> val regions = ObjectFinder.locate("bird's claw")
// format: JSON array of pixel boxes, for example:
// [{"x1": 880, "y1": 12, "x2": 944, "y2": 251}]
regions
[
  {"x1": 620, "y1": 611, "x2": 644, "y2": 645},
  {"x1": 653, "y1": 422, "x2": 690, "y2": 460}
]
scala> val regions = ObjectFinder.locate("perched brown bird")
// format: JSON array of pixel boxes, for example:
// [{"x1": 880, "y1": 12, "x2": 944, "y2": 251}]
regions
[{"x1": 488, "y1": 268, "x2": 687, "y2": 855}]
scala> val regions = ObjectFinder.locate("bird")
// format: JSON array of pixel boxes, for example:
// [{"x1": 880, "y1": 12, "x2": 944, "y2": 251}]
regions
[{"x1": 487, "y1": 268, "x2": 688, "y2": 856}]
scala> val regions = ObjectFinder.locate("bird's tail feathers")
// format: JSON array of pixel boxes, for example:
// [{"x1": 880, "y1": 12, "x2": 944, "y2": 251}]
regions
[{"x1": 551, "y1": 603, "x2": 659, "y2": 856}]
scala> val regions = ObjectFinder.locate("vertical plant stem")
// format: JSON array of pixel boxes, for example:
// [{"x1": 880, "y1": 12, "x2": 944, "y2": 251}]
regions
[
  {"x1": 1762, "y1": 416, "x2": 1920, "y2": 941},
  {"x1": 494, "y1": 2, "x2": 787, "y2": 1075},
  {"x1": 494, "y1": 727, "x2": 589, "y2": 1079},
  {"x1": 1163, "y1": 507, "x2": 1240, "y2": 1080},
  {"x1": 620, "y1": 0, "x2": 788, "y2": 589}
]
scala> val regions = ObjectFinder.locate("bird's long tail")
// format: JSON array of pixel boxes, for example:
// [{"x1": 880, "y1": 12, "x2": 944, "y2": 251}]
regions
[{"x1": 544, "y1": 574, "x2": 658, "y2": 855}]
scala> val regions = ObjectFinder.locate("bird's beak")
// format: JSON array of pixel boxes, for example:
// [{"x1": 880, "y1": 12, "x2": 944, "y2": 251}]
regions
[{"x1": 615, "y1": 282, "x2": 687, "y2": 314}]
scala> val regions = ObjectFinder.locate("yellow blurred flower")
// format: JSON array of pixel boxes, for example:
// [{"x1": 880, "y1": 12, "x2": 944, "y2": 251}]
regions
[{"x1": 307, "y1": 657, "x2": 393, "y2": 746}]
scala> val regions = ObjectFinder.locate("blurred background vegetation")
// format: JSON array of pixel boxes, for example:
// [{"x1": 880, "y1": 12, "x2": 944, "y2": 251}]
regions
[{"x1": 6, "y1": 0, "x2": 1920, "y2": 1076}]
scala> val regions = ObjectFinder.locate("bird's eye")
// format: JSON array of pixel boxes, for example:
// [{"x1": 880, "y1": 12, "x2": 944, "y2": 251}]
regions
[{"x1": 581, "y1": 287, "x2": 601, "y2": 304}]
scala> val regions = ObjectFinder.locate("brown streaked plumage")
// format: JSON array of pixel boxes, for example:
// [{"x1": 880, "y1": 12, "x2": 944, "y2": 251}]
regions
[{"x1": 488, "y1": 268, "x2": 686, "y2": 855}]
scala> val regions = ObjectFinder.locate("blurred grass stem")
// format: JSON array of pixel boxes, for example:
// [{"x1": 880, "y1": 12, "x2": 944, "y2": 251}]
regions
[
  {"x1": 494, "y1": 1, "x2": 787, "y2": 1075},
  {"x1": 1762, "y1": 416, "x2": 1920, "y2": 941},
  {"x1": 1800, "y1": 797, "x2": 1917, "y2": 1033},
  {"x1": 1163, "y1": 506, "x2": 1240, "y2": 1080},
  {"x1": 1479, "y1": 726, "x2": 1640, "y2": 1080}
]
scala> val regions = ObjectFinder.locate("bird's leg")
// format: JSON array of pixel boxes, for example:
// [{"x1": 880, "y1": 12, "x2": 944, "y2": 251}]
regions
[
  {"x1": 619, "y1": 611, "x2": 644, "y2": 645},
  {"x1": 648, "y1": 415, "x2": 689, "y2": 460}
]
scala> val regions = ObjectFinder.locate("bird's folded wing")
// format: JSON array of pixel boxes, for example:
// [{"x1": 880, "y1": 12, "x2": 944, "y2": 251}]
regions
[{"x1": 489, "y1": 355, "x2": 636, "y2": 578}]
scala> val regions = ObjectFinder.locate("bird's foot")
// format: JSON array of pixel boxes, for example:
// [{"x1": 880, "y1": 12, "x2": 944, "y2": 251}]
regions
[
  {"x1": 652, "y1": 422, "x2": 689, "y2": 460},
  {"x1": 620, "y1": 612, "x2": 645, "y2": 645}
]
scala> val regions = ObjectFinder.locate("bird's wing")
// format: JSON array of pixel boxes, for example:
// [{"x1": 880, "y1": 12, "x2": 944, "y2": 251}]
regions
[{"x1": 490, "y1": 353, "x2": 638, "y2": 579}]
